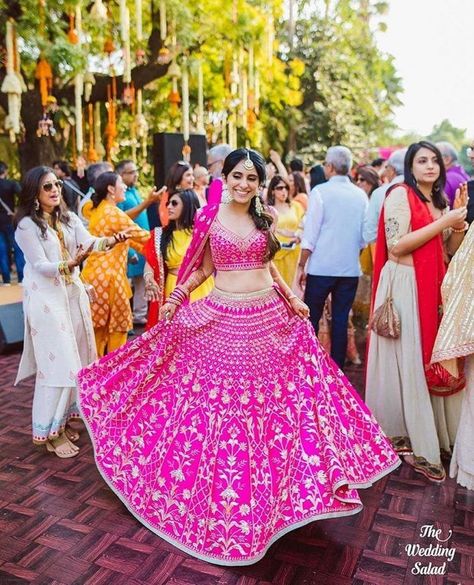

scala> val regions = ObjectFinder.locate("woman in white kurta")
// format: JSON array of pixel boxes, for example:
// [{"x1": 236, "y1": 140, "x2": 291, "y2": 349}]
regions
[{"x1": 14, "y1": 166, "x2": 130, "y2": 458}]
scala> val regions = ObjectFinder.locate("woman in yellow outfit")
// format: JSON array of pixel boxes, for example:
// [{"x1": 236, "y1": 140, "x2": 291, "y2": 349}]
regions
[
  {"x1": 144, "y1": 190, "x2": 213, "y2": 328},
  {"x1": 266, "y1": 175, "x2": 305, "y2": 287},
  {"x1": 81, "y1": 172, "x2": 149, "y2": 356}
]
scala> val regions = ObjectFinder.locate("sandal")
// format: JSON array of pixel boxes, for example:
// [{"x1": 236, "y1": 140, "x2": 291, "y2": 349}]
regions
[
  {"x1": 46, "y1": 434, "x2": 79, "y2": 459},
  {"x1": 403, "y1": 454, "x2": 446, "y2": 483},
  {"x1": 65, "y1": 425, "x2": 80, "y2": 443},
  {"x1": 391, "y1": 436, "x2": 413, "y2": 455}
]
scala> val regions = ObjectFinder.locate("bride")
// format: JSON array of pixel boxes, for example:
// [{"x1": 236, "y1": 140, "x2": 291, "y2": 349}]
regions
[{"x1": 78, "y1": 148, "x2": 400, "y2": 566}]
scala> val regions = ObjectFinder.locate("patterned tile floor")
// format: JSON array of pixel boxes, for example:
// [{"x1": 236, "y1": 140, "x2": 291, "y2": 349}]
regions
[{"x1": 0, "y1": 347, "x2": 473, "y2": 585}]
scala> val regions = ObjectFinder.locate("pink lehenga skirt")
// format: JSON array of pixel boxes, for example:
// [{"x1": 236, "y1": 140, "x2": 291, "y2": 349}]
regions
[{"x1": 78, "y1": 286, "x2": 400, "y2": 566}]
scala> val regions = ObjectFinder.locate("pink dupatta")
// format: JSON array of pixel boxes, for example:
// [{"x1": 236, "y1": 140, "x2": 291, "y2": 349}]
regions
[{"x1": 176, "y1": 179, "x2": 223, "y2": 294}]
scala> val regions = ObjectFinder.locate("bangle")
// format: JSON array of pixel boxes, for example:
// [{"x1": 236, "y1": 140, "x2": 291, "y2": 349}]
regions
[
  {"x1": 168, "y1": 285, "x2": 188, "y2": 306},
  {"x1": 287, "y1": 294, "x2": 297, "y2": 301},
  {"x1": 143, "y1": 271, "x2": 154, "y2": 281},
  {"x1": 451, "y1": 222, "x2": 468, "y2": 233},
  {"x1": 59, "y1": 261, "x2": 72, "y2": 276}
]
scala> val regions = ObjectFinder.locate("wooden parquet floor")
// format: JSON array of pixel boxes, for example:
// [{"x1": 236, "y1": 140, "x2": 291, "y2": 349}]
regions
[{"x1": 0, "y1": 349, "x2": 473, "y2": 585}]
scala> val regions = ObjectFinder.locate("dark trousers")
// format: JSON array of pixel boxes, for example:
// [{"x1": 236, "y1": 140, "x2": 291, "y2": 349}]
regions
[
  {"x1": 304, "y1": 274, "x2": 359, "y2": 369},
  {"x1": 0, "y1": 223, "x2": 25, "y2": 283}
]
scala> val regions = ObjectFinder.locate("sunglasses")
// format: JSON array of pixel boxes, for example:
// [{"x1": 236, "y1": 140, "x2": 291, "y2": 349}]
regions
[
  {"x1": 42, "y1": 180, "x2": 63, "y2": 192},
  {"x1": 167, "y1": 199, "x2": 180, "y2": 207},
  {"x1": 274, "y1": 185, "x2": 289, "y2": 191},
  {"x1": 177, "y1": 161, "x2": 190, "y2": 167}
]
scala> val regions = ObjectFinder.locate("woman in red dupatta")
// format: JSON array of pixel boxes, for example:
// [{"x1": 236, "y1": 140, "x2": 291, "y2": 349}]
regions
[{"x1": 366, "y1": 141, "x2": 467, "y2": 482}]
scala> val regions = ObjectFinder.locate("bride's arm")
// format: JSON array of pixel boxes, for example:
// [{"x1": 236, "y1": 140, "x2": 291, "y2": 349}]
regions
[
  {"x1": 269, "y1": 262, "x2": 309, "y2": 319},
  {"x1": 178, "y1": 242, "x2": 214, "y2": 296},
  {"x1": 269, "y1": 262, "x2": 296, "y2": 300},
  {"x1": 159, "y1": 243, "x2": 214, "y2": 321}
]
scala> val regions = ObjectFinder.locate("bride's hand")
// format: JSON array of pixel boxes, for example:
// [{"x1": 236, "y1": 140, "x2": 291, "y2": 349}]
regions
[
  {"x1": 159, "y1": 301, "x2": 177, "y2": 323},
  {"x1": 289, "y1": 296, "x2": 310, "y2": 319}
]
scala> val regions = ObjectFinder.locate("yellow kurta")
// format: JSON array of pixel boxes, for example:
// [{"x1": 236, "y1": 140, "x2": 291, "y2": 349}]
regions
[
  {"x1": 164, "y1": 229, "x2": 213, "y2": 300},
  {"x1": 81, "y1": 200, "x2": 149, "y2": 333},
  {"x1": 273, "y1": 201, "x2": 305, "y2": 287}
]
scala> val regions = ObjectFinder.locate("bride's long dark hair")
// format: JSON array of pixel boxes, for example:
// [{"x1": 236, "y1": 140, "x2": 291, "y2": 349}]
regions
[{"x1": 222, "y1": 148, "x2": 280, "y2": 261}]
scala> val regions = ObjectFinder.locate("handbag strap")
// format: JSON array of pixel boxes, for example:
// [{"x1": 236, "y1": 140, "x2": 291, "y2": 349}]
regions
[{"x1": 385, "y1": 259, "x2": 399, "y2": 298}]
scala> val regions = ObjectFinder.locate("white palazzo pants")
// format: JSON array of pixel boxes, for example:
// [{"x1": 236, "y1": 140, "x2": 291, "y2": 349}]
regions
[
  {"x1": 366, "y1": 261, "x2": 463, "y2": 466},
  {"x1": 32, "y1": 284, "x2": 90, "y2": 443}
]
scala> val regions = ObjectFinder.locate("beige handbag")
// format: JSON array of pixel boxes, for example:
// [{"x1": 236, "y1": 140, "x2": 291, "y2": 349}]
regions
[{"x1": 370, "y1": 263, "x2": 400, "y2": 339}]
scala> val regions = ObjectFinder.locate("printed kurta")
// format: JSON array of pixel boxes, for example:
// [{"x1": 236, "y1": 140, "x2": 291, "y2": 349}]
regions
[
  {"x1": 14, "y1": 212, "x2": 108, "y2": 443},
  {"x1": 15, "y1": 213, "x2": 103, "y2": 386},
  {"x1": 81, "y1": 200, "x2": 149, "y2": 333}
]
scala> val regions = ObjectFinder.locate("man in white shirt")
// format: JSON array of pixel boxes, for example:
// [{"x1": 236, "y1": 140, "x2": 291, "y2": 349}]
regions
[
  {"x1": 363, "y1": 148, "x2": 406, "y2": 246},
  {"x1": 298, "y1": 146, "x2": 367, "y2": 369}
]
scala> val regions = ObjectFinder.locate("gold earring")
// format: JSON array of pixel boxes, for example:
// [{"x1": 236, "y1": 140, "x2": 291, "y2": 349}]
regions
[
  {"x1": 254, "y1": 195, "x2": 263, "y2": 216},
  {"x1": 34, "y1": 199, "x2": 40, "y2": 211},
  {"x1": 222, "y1": 186, "x2": 232, "y2": 204}
]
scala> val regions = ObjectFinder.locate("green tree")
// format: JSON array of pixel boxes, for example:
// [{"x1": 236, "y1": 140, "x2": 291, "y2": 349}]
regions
[
  {"x1": 291, "y1": 0, "x2": 402, "y2": 160},
  {"x1": 0, "y1": 0, "x2": 301, "y2": 172},
  {"x1": 426, "y1": 119, "x2": 468, "y2": 152}
]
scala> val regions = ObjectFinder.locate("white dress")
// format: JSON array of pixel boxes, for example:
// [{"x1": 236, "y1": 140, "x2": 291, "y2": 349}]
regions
[{"x1": 15, "y1": 213, "x2": 107, "y2": 443}]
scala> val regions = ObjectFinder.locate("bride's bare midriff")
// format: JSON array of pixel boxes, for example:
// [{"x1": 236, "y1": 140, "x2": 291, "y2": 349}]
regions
[{"x1": 214, "y1": 267, "x2": 274, "y2": 293}]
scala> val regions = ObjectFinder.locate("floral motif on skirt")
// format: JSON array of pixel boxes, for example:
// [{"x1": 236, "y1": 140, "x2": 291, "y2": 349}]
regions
[{"x1": 78, "y1": 287, "x2": 400, "y2": 566}]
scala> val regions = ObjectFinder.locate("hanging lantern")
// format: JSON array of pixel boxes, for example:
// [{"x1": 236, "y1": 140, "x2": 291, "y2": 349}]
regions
[
  {"x1": 105, "y1": 82, "x2": 118, "y2": 161},
  {"x1": 157, "y1": 47, "x2": 171, "y2": 65},
  {"x1": 94, "y1": 102, "x2": 106, "y2": 159},
  {"x1": 181, "y1": 61, "x2": 189, "y2": 142},
  {"x1": 45, "y1": 95, "x2": 58, "y2": 113},
  {"x1": 35, "y1": 56, "x2": 53, "y2": 107},
  {"x1": 135, "y1": 0, "x2": 143, "y2": 41},
  {"x1": 266, "y1": 12, "x2": 275, "y2": 64},
  {"x1": 159, "y1": 0, "x2": 167, "y2": 41},
  {"x1": 104, "y1": 38, "x2": 115, "y2": 55},
  {"x1": 135, "y1": 88, "x2": 148, "y2": 159},
  {"x1": 254, "y1": 70, "x2": 260, "y2": 115},
  {"x1": 84, "y1": 71, "x2": 96, "y2": 102},
  {"x1": 120, "y1": 0, "x2": 129, "y2": 42},
  {"x1": 136, "y1": 48, "x2": 146, "y2": 65},
  {"x1": 74, "y1": 74, "x2": 84, "y2": 153},
  {"x1": 167, "y1": 59, "x2": 181, "y2": 113},
  {"x1": 67, "y1": 13, "x2": 79, "y2": 44},
  {"x1": 123, "y1": 39, "x2": 132, "y2": 83},
  {"x1": 87, "y1": 103, "x2": 98, "y2": 162},
  {"x1": 91, "y1": 0, "x2": 108, "y2": 20},
  {"x1": 1, "y1": 19, "x2": 23, "y2": 140},
  {"x1": 197, "y1": 61, "x2": 204, "y2": 134},
  {"x1": 230, "y1": 59, "x2": 239, "y2": 96},
  {"x1": 123, "y1": 84, "x2": 135, "y2": 106},
  {"x1": 241, "y1": 70, "x2": 248, "y2": 130}
]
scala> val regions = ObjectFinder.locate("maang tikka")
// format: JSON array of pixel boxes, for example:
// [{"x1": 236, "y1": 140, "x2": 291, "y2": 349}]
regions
[{"x1": 243, "y1": 150, "x2": 255, "y2": 171}]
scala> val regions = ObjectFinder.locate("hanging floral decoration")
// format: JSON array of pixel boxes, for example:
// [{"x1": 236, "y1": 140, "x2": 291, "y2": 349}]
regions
[{"x1": 1, "y1": 19, "x2": 25, "y2": 142}]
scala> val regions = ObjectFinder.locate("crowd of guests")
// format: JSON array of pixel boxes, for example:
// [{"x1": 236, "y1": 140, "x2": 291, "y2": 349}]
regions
[{"x1": 4, "y1": 140, "x2": 474, "y2": 493}]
